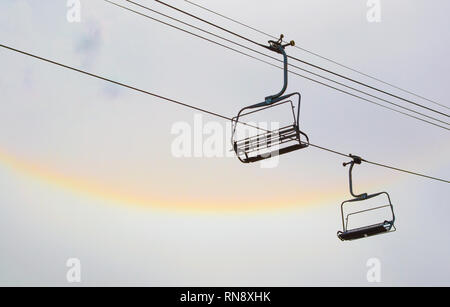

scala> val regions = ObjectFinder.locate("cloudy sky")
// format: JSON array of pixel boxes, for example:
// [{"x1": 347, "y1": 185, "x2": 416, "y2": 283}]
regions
[{"x1": 0, "y1": 0, "x2": 449, "y2": 286}]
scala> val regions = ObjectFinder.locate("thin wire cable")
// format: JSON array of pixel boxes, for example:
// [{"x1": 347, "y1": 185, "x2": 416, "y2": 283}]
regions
[
  {"x1": 286, "y1": 53, "x2": 449, "y2": 118},
  {"x1": 154, "y1": 0, "x2": 449, "y2": 118},
  {"x1": 104, "y1": 0, "x2": 450, "y2": 131},
  {"x1": 184, "y1": 0, "x2": 449, "y2": 111},
  {"x1": 0, "y1": 44, "x2": 227, "y2": 121},
  {"x1": 361, "y1": 159, "x2": 449, "y2": 184},
  {"x1": 122, "y1": 0, "x2": 449, "y2": 127},
  {"x1": 0, "y1": 43, "x2": 448, "y2": 184}
]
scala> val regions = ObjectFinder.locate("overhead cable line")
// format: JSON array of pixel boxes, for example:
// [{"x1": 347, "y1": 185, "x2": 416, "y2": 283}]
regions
[
  {"x1": 104, "y1": 0, "x2": 450, "y2": 131},
  {"x1": 0, "y1": 43, "x2": 448, "y2": 184},
  {"x1": 153, "y1": 0, "x2": 449, "y2": 118},
  {"x1": 121, "y1": 0, "x2": 448, "y2": 127},
  {"x1": 184, "y1": 0, "x2": 448, "y2": 111}
]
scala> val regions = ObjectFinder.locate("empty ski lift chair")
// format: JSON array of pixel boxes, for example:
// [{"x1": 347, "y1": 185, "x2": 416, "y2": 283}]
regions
[
  {"x1": 231, "y1": 35, "x2": 309, "y2": 163},
  {"x1": 337, "y1": 155, "x2": 396, "y2": 241}
]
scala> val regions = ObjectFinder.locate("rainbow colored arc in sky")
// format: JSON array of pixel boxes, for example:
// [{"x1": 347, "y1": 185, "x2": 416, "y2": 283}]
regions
[{"x1": 0, "y1": 148, "x2": 348, "y2": 213}]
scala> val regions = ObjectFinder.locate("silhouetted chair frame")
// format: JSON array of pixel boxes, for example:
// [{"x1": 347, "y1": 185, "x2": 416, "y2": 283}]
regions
[
  {"x1": 337, "y1": 155, "x2": 396, "y2": 241},
  {"x1": 231, "y1": 98, "x2": 309, "y2": 163},
  {"x1": 231, "y1": 35, "x2": 309, "y2": 163}
]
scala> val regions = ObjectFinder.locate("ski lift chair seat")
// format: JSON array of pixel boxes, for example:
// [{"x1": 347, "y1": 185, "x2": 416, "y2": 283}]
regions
[
  {"x1": 233, "y1": 123, "x2": 308, "y2": 163},
  {"x1": 337, "y1": 220, "x2": 394, "y2": 241}
]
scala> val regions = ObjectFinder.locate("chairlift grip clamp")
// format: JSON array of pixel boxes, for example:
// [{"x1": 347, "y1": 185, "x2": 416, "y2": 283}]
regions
[
  {"x1": 267, "y1": 34, "x2": 295, "y2": 53},
  {"x1": 343, "y1": 154, "x2": 363, "y2": 167}
]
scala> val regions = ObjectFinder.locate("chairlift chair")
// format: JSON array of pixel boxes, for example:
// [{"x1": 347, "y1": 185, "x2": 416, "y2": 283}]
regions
[
  {"x1": 337, "y1": 155, "x2": 396, "y2": 241},
  {"x1": 231, "y1": 35, "x2": 309, "y2": 163}
]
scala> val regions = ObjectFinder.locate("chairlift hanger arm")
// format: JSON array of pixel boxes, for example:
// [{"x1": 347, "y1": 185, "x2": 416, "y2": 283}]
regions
[
  {"x1": 344, "y1": 154, "x2": 368, "y2": 199},
  {"x1": 261, "y1": 34, "x2": 295, "y2": 105},
  {"x1": 244, "y1": 35, "x2": 297, "y2": 111}
]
